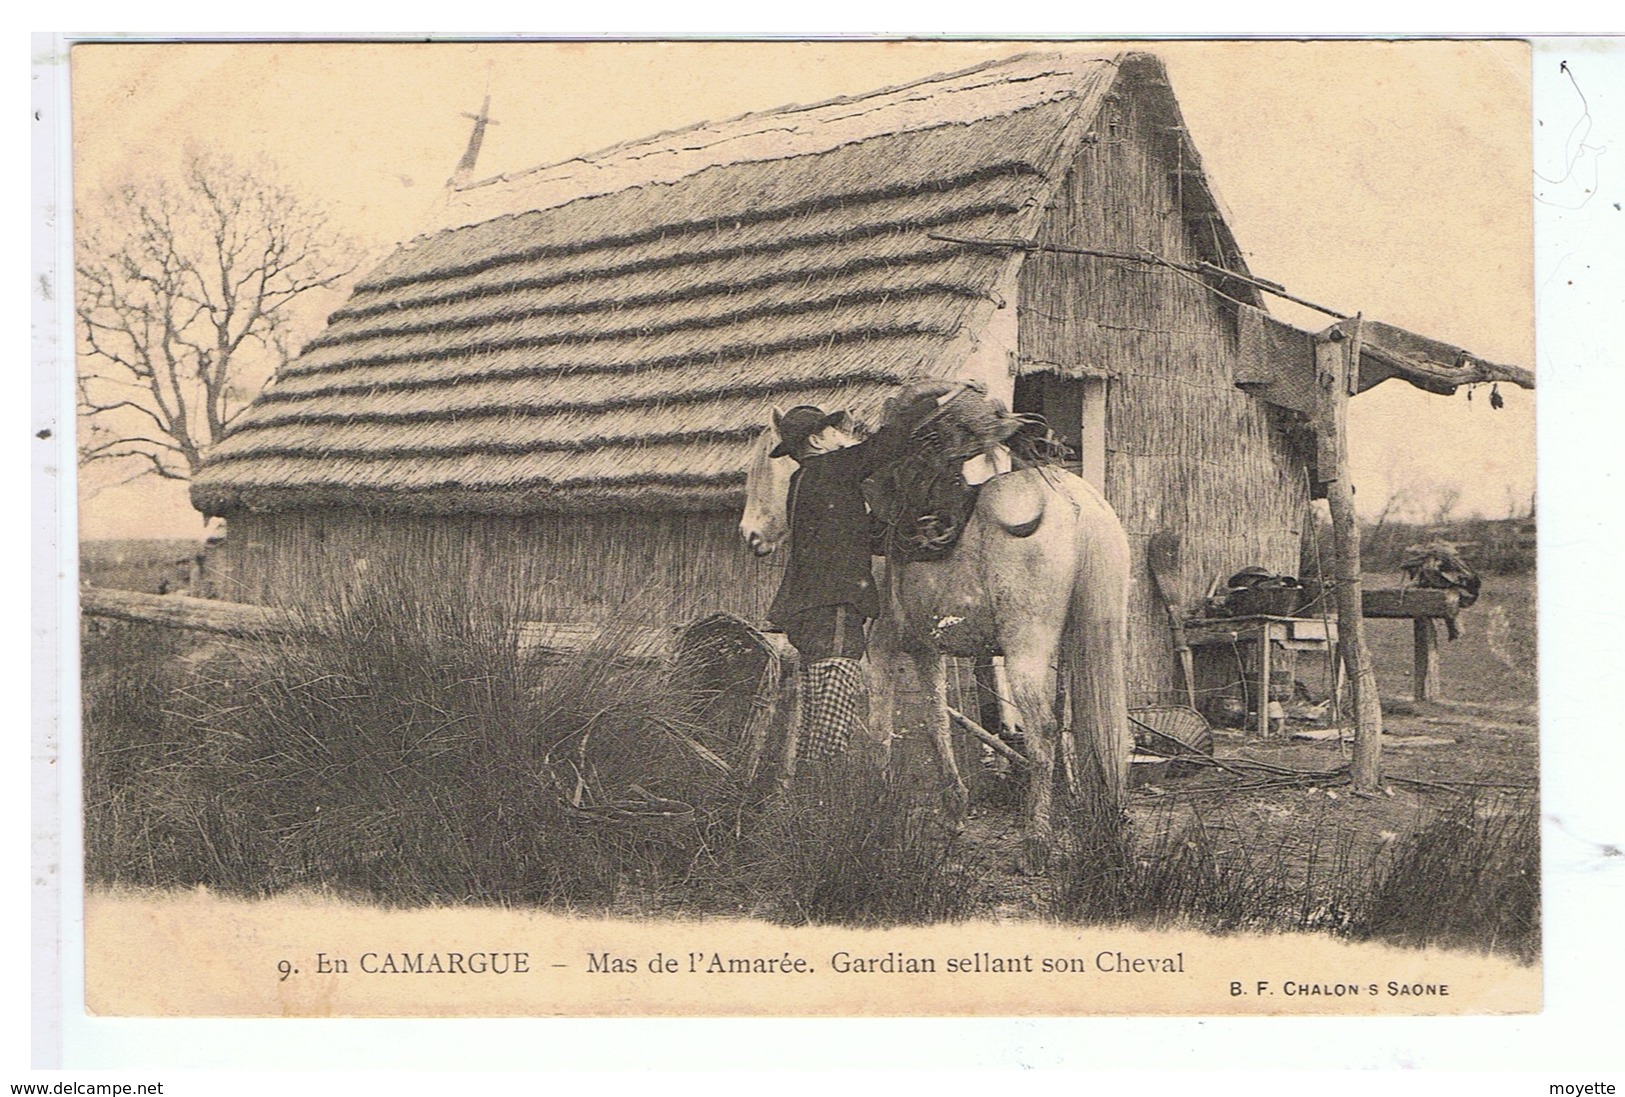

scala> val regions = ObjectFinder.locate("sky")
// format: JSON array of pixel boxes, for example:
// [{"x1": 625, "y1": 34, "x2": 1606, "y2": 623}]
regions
[{"x1": 67, "y1": 38, "x2": 1540, "y2": 540}]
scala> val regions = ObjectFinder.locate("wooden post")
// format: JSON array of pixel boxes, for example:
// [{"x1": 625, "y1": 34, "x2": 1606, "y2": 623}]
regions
[
  {"x1": 80, "y1": 587, "x2": 677, "y2": 659},
  {"x1": 1256, "y1": 627, "x2": 1272, "y2": 739},
  {"x1": 1314, "y1": 316, "x2": 1384, "y2": 791},
  {"x1": 1413, "y1": 617, "x2": 1441, "y2": 701},
  {"x1": 1080, "y1": 378, "x2": 1108, "y2": 492}
]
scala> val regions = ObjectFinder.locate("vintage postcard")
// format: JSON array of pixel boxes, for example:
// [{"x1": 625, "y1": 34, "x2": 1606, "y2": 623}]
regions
[{"x1": 63, "y1": 38, "x2": 1544, "y2": 1027}]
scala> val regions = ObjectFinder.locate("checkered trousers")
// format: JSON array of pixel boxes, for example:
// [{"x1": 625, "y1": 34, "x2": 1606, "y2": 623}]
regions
[{"x1": 798, "y1": 656, "x2": 866, "y2": 764}]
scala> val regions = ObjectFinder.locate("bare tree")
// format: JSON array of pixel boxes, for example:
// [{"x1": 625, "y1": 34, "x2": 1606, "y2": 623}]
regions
[
  {"x1": 1424, "y1": 482, "x2": 1465, "y2": 526},
  {"x1": 76, "y1": 152, "x2": 358, "y2": 484}
]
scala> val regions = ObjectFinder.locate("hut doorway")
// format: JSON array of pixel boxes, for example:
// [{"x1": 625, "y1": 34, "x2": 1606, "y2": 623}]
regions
[{"x1": 1012, "y1": 371, "x2": 1107, "y2": 491}]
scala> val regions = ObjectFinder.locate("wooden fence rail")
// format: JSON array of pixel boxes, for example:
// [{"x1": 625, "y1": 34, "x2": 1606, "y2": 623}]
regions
[
  {"x1": 79, "y1": 587, "x2": 679, "y2": 662},
  {"x1": 80, "y1": 587, "x2": 289, "y2": 639}
]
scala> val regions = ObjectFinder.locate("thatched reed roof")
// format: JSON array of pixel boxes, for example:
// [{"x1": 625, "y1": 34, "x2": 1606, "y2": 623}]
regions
[{"x1": 194, "y1": 51, "x2": 1217, "y2": 517}]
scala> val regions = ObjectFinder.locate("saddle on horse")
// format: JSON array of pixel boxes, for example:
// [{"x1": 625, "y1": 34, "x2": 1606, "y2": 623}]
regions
[{"x1": 862, "y1": 381, "x2": 1067, "y2": 562}]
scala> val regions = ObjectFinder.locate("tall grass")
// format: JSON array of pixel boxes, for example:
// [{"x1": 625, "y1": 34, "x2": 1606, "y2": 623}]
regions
[
  {"x1": 1058, "y1": 800, "x2": 1363, "y2": 935},
  {"x1": 82, "y1": 621, "x2": 226, "y2": 887},
  {"x1": 722, "y1": 760, "x2": 978, "y2": 925},
  {"x1": 1352, "y1": 795, "x2": 1540, "y2": 962},
  {"x1": 81, "y1": 567, "x2": 977, "y2": 920},
  {"x1": 81, "y1": 569, "x2": 1539, "y2": 956},
  {"x1": 84, "y1": 564, "x2": 730, "y2": 906},
  {"x1": 1055, "y1": 792, "x2": 1539, "y2": 961}
]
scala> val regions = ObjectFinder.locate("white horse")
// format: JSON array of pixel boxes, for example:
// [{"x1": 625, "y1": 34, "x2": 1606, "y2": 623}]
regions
[{"x1": 739, "y1": 417, "x2": 1132, "y2": 870}]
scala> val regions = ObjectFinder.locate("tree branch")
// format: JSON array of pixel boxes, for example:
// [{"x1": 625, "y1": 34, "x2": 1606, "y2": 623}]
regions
[
  {"x1": 76, "y1": 151, "x2": 359, "y2": 489},
  {"x1": 81, "y1": 447, "x2": 190, "y2": 481},
  {"x1": 83, "y1": 435, "x2": 186, "y2": 457},
  {"x1": 76, "y1": 395, "x2": 173, "y2": 436},
  {"x1": 1362, "y1": 342, "x2": 1536, "y2": 393}
]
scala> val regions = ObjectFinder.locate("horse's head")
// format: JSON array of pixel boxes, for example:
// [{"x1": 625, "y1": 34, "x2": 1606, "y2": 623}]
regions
[{"x1": 739, "y1": 416, "x2": 794, "y2": 557}]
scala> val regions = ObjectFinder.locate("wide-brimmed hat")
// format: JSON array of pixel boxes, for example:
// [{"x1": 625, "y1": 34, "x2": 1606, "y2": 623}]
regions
[{"x1": 770, "y1": 405, "x2": 849, "y2": 458}]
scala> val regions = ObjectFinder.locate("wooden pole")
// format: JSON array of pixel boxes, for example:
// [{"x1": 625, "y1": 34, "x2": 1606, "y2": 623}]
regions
[
  {"x1": 80, "y1": 586, "x2": 292, "y2": 639},
  {"x1": 1314, "y1": 317, "x2": 1384, "y2": 791},
  {"x1": 1413, "y1": 618, "x2": 1441, "y2": 702},
  {"x1": 946, "y1": 706, "x2": 1031, "y2": 768}
]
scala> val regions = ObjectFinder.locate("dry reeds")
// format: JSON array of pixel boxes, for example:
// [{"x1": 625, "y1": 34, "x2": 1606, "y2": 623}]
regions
[
  {"x1": 81, "y1": 567, "x2": 979, "y2": 919},
  {"x1": 364, "y1": 102, "x2": 1075, "y2": 292},
  {"x1": 208, "y1": 508, "x2": 772, "y2": 637},
  {"x1": 1015, "y1": 77, "x2": 1305, "y2": 708},
  {"x1": 240, "y1": 336, "x2": 935, "y2": 418},
  {"x1": 1057, "y1": 799, "x2": 1367, "y2": 935},
  {"x1": 290, "y1": 280, "x2": 982, "y2": 378},
  {"x1": 81, "y1": 581, "x2": 1539, "y2": 954},
  {"x1": 81, "y1": 620, "x2": 223, "y2": 888},
  {"x1": 1353, "y1": 794, "x2": 1540, "y2": 962},
  {"x1": 325, "y1": 199, "x2": 1023, "y2": 336}
]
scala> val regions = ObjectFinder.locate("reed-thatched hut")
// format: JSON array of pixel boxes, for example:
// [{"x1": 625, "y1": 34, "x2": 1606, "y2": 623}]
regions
[{"x1": 191, "y1": 51, "x2": 1475, "y2": 706}]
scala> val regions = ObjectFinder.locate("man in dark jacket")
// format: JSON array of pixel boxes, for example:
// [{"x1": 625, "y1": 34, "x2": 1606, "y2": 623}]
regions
[{"x1": 767, "y1": 385, "x2": 957, "y2": 763}]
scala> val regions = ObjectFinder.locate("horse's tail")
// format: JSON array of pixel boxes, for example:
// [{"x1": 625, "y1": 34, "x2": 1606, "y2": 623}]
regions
[{"x1": 1061, "y1": 487, "x2": 1132, "y2": 822}]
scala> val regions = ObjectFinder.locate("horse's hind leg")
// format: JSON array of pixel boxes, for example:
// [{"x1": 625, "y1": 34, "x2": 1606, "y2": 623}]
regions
[
  {"x1": 909, "y1": 650, "x2": 969, "y2": 827},
  {"x1": 1003, "y1": 647, "x2": 1060, "y2": 874}
]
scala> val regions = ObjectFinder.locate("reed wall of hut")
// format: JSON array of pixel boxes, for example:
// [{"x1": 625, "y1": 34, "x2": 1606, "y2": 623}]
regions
[
  {"x1": 211, "y1": 509, "x2": 774, "y2": 625},
  {"x1": 1016, "y1": 79, "x2": 1309, "y2": 705}
]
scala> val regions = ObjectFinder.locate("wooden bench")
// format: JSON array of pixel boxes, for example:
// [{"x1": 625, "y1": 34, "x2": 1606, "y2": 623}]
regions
[{"x1": 1361, "y1": 587, "x2": 1462, "y2": 702}]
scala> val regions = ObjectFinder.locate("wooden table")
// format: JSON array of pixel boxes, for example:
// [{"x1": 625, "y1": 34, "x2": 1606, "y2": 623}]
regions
[{"x1": 1181, "y1": 615, "x2": 1339, "y2": 738}]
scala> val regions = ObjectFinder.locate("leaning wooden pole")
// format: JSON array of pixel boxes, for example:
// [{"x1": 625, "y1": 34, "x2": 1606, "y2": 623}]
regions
[{"x1": 1314, "y1": 317, "x2": 1384, "y2": 791}]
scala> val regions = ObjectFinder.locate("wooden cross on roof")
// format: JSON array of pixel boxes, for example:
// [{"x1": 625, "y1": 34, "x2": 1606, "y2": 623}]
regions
[{"x1": 450, "y1": 93, "x2": 499, "y2": 186}]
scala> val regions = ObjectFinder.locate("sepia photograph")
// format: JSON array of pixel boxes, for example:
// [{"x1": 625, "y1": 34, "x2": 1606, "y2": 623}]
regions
[{"x1": 62, "y1": 38, "x2": 1546, "y2": 1024}]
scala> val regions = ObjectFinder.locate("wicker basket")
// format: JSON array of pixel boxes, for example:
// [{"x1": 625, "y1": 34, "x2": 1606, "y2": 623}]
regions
[{"x1": 1129, "y1": 705, "x2": 1214, "y2": 778}]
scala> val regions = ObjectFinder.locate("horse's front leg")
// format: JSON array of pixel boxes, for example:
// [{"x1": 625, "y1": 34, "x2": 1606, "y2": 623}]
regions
[
  {"x1": 863, "y1": 652, "x2": 896, "y2": 773},
  {"x1": 862, "y1": 614, "x2": 900, "y2": 774},
  {"x1": 778, "y1": 649, "x2": 804, "y2": 790},
  {"x1": 908, "y1": 649, "x2": 970, "y2": 829}
]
